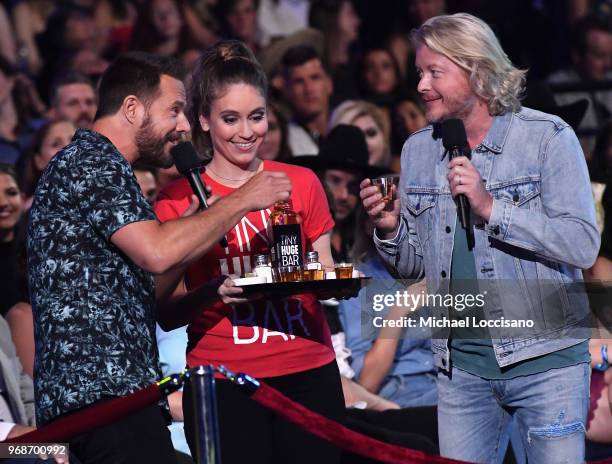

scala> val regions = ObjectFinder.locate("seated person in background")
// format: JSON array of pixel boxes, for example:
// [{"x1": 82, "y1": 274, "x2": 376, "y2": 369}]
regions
[
  {"x1": 293, "y1": 125, "x2": 401, "y2": 411},
  {"x1": 339, "y1": 207, "x2": 437, "y2": 408},
  {"x1": 133, "y1": 163, "x2": 159, "y2": 205},
  {"x1": 48, "y1": 73, "x2": 97, "y2": 130},
  {"x1": 0, "y1": 314, "x2": 34, "y2": 441},
  {"x1": 547, "y1": 14, "x2": 612, "y2": 157},
  {"x1": 156, "y1": 324, "x2": 192, "y2": 464},
  {"x1": 18, "y1": 119, "x2": 76, "y2": 210},
  {"x1": 328, "y1": 100, "x2": 393, "y2": 169},
  {"x1": 294, "y1": 125, "x2": 387, "y2": 263},
  {"x1": 280, "y1": 44, "x2": 333, "y2": 156},
  {"x1": 585, "y1": 181, "x2": 612, "y2": 461}
]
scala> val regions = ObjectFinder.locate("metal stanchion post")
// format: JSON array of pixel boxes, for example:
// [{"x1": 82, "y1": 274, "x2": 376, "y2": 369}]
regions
[{"x1": 190, "y1": 365, "x2": 221, "y2": 464}]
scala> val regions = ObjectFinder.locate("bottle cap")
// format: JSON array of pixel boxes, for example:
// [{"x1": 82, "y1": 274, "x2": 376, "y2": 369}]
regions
[{"x1": 305, "y1": 251, "x2": 319, "y2": 261}]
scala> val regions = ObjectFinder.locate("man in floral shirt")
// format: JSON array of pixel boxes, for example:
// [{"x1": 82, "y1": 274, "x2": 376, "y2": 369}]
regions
[{"x1": 27, "y1": 52, "x2": 291, "y2": 463}]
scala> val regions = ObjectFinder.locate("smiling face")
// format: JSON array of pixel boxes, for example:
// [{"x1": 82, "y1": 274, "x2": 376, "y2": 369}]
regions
[
  {"x1": 415, "y1": 44, "x2": 478, "y2": 123},
  {"x1": 0, "y1": 173, "x2": 23, "y2": 241},
  {"x1": 200, "y1": 83, "x2": 268, "y2": 168},
  {"x1": 135, "y1": 75, "x2": 190, "y2": 168}
]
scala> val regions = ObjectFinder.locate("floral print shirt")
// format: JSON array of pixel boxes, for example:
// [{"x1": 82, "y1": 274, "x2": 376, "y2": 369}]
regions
[{"x1": 27, "y1": 129, "x2": 161, "y2": 425}]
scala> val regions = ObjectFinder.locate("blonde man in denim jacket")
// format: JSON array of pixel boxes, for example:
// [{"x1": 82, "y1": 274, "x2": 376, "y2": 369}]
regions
[{"x1": 360, "y1": 13, "x2": 600, "y2": 464}]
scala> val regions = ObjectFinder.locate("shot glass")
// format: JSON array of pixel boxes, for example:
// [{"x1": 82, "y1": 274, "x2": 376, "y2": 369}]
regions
[
  {"x1": 334, "y1": 263, "x2": 353, "y2": 279},
  {"x1": 278, "y1": 266, "x2": 303, "y2": 282},
  {"x1": 372, "y1": 175, "x2": 398, "y2": 209},
  {"x1": 302, "y1": 268, "x2": 325, "y2": 281}
]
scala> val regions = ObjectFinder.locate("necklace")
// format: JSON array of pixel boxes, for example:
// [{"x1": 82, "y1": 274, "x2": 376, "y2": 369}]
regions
[{"x1": 207, "y1": 162, "x2": 260, "y2": 182}]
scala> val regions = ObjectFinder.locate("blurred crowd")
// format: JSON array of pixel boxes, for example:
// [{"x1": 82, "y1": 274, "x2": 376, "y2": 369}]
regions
[{"x1": 0, "y1": 0, "x2": 611, "y2": 462}]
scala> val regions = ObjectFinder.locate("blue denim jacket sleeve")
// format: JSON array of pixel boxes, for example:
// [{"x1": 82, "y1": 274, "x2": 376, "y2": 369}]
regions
[
  {"x1": 486, "y1": 125, "x2": 600, "y2": 269},
  {"x1": 373, "y1": 215, "x2": 425, "y2": 280}
]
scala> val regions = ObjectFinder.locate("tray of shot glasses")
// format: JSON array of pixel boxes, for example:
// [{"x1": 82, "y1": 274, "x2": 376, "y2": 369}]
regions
[{"x1": 234, "y1": 263, "x2": 370, "y2": 300}]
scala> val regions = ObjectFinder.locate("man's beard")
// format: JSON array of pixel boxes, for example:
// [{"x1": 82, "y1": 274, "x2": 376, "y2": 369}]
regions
[{"x1": 135, "y1": 114, "x2": 179, "y2": 168}]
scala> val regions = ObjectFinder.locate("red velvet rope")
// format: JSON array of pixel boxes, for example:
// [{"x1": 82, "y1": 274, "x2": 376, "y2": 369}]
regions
[
  {"x1": 3, "y1": 372, "x2": 610, "y2": 464},
  {"x1": 3, "y1": 383, "x2": 162, "y2": 444},
  {"x1": 251, "y1": 381, "x2": 470, "y2": 464}
]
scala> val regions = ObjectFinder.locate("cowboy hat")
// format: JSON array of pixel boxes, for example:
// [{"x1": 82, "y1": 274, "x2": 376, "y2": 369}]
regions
[{"x1": 291, "y1": 125, "x2": 390, "y2": 178}]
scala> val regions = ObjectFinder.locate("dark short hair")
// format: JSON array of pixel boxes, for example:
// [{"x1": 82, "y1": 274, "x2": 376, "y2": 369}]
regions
[
  {"x1": 95, "y1": 52, "x2": 185, "y2": 120},
  {"x1": 281, "y1": 45, "x2": 329, "y2": 77},
  {"x1": 50, "y1": 72, "x2": 95, "y2": 106}
]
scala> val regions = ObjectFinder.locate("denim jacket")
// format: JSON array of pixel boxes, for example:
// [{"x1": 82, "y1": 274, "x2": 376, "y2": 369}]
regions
[{"x1": 374, "y1": 108, "x2": 600, "y2": 370}]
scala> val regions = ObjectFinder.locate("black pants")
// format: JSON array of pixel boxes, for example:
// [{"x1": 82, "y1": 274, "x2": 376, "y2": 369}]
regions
[
  {"x1": 69, "y1": 403, "x2": 177, "y2": 464},
  {"x1": 183, "y1": 361, "x2": 345, "y2": 464}
]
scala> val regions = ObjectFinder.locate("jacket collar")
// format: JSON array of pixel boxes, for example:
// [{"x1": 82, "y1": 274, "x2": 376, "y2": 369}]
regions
[{"x1": 477, "y1": 110, "x2": 513, "y2": 155}]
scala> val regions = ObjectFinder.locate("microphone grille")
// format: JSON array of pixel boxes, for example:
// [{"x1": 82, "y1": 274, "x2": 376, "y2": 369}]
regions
[
  {"x1": 441, "y1": 119, "x2": 468, "y2": 150},
  {"x1": 170, "y1": 141, "x2": 204, "y2": 174}
]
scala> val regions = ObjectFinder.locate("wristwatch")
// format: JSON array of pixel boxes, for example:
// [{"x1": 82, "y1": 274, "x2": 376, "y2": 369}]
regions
[{"x1": 595, "y1": 344, "x2": 609, "y2": 372}]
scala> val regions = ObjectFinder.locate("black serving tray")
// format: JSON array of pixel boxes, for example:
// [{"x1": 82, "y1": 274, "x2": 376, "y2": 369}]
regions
[{"x1": 236, "y1": 277, "x2": 370, "y2": 300}]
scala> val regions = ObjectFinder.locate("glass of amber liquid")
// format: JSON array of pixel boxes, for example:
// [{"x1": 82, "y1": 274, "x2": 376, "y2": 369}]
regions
[
  {"x1": 334, "y1": 263, "x2": 353, "y2": 279},
  {"x1": 372, "y1": 176, "x2": 397, "y2": 208},
  {"x1": 278, "y1": 266, "x2": 303, "y2": 282},
  {"x1": 303, "y1": 268, "x2": 325, "y2": 281}
]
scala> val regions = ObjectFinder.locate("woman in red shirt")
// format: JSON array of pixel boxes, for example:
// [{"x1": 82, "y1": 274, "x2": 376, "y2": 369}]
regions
[{"x1": 154, "y1": 40, "x2": 343, "y2": 463}]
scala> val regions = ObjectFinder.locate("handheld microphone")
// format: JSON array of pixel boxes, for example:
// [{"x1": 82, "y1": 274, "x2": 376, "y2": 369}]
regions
[
  {"x1": 171, "y1": 141, "x2": 228, "y2": 249},
  {"x1": 441, "y1": 119, "x2": 474, "y2": 250}
]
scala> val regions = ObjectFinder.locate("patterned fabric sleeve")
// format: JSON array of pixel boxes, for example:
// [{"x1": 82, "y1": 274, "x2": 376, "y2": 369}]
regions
[{"x1": 72, "y1": 151, "x2": 156, "y2": 240}]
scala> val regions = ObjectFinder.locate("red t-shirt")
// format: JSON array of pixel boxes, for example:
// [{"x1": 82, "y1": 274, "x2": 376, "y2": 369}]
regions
[{"x1": 155, "y1": 160, "x2": 336, "y2": 378}]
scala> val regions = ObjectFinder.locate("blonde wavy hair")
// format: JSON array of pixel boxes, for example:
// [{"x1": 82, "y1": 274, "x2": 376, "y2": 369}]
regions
[
  {"x1": 328, "y1": 100, "x2": 391, "y2": 167},
  {"x1": 411, "y1": 13, "x2": 526, "y2": 115}
]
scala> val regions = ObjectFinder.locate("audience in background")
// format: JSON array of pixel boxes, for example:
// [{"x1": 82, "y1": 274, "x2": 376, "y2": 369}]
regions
[
  {"x1": 257, "y1": 100, "x2": 292, "y2": 161},
  {"x1": 328, "y1": 99, "x2": 391, "y2": 168},
  {"x1": 0, "y1": 164, "x2": 32, "y2": 380},
  {"x1": 0, "y1": 314, "x2": 35, "y2": 441},
  {"x1": 11, "y1": 0, "x2": 57, "y2": 76},
  {"x1": 281, "y1": 44, "x2": 333, "y2": 155},
  {"x1": 0, "y1": 57, "x2": 46, "y2": 165},
  {"x1": 391, "y1": 92, "x2": 427, "y2": 154},
  {"x1": 48, "y1": 72, "x2": 97, "y2": 129},
  {"x1": 129, "y1": 0, "x2": 199, "y2": 58},
  {"x1": 134, "y1": 163, "x2": 159, "y2": 205},
  {"x1": 308, "y1": 0, "x2": 361, "y2": 103},
  {"x1": 547, "y1": 14, "x2": 612, "y2": 156},
  {"x1": 17, "y1": 118, "x2": 76, "y2": 210},
  {"x1": 340, "y1": 208, "x2": 437, "y2": 408},
  {"x1": 211, "y1": 0, "x2": 262, "y2": 53}
]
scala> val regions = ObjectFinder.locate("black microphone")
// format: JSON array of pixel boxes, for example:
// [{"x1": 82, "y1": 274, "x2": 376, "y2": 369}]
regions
[
  {"x1": 441, "y1": 119, "x2": 474, "y2": 250},
  {"x1": 171, "y1": 141, "x2": 228, "y2": 249}
]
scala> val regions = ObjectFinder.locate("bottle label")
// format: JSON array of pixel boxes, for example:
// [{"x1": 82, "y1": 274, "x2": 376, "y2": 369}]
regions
[{"x1": 272, "y1": 224, "x2": 303, "y2": 267}]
